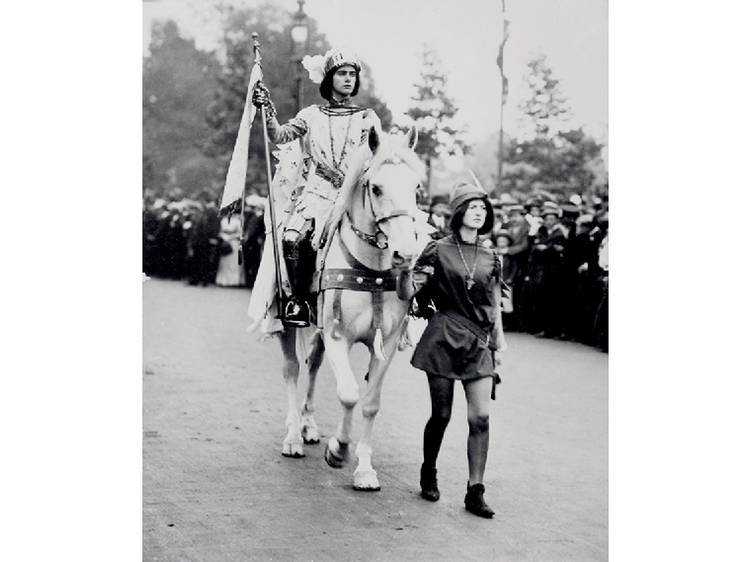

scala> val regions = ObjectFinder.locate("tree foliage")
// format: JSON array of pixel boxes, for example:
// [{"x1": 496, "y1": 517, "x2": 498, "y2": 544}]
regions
[
  {"x1": 143, "y1": 3, "x2": 394, "y2": 199},
  {"x1": 143, "y1": 21, "x2": 220, "y2": 196},
  {"x1": 201, "y1": 2, "x2": 392, "y2": 196},
  {"x1": 504, "y1": 55, "x2": 607, "y2": 196},
  {"x1": 517, "y1": 54, "x2": 571, "y2": 141},
  {"x1": 406, "y1": 45, "x2": 468, "y2": 190}
]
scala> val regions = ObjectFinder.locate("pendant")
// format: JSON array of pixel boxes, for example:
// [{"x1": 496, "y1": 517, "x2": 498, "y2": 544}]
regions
[{"x1": 465, "y1": 276, "x2": 475, "y2": 290}]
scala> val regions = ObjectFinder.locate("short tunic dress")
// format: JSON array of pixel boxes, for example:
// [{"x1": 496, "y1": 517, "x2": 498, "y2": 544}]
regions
[{"x1": 410, "y1": 234, "x2": 502, "y2": 380}]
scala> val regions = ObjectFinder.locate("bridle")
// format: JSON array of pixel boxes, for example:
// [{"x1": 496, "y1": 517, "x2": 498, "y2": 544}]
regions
[{"x1": 346, "y1": 156, "x2": 417, "y2": 250}]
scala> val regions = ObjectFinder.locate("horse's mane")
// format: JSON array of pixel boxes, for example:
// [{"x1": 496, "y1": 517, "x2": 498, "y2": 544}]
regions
[{"x1": 324, "y1": 132, "x2": 426, "y2": 241}]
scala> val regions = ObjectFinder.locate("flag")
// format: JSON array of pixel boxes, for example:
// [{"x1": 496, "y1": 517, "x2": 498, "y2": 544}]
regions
[{"x1": 219, "y1": 63, "x2": 264, "y2": 216}]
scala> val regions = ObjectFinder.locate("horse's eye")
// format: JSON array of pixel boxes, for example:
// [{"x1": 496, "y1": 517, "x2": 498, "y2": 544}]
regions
[{"x1": 371, "y1": 184, "x2": 382, "y2": 197}]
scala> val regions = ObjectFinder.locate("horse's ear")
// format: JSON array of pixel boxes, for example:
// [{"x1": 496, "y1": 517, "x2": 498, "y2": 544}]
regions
[
  {"x1": 407, "y1": 126, "x2": 418, "y2": 150},
  {"x1": 368, "y1": 126, "x2": 380, "y2": 153}
]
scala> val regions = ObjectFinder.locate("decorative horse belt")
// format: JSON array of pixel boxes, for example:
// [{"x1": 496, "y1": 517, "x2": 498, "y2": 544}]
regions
[
  {"x1": 312, "y1": 234, "x2": 400, "y2": 339},
  {"x1": 317, "y1": 268, "x2": 397, "y2": 292}
]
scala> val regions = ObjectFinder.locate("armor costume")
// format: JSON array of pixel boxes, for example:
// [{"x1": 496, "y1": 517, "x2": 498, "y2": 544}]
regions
[
  {"x1": 252, "y1": 48, "x2": 382, "y2": 326},
  {"x1": 266, "y1": 102, "x2": 381, "y2": 247}
]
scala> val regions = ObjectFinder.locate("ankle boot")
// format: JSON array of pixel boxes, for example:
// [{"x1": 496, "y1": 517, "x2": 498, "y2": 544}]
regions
[
  {"x1": 464, "y1": 482, "x2": 494, "y2": 518},
  {"x1": 420, "y1": 465, "x2": 440, "y2": 502}
]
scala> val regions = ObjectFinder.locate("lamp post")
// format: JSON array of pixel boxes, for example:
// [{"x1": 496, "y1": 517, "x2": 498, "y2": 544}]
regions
[
  {"x1": 496, "y1": 0, "x2": 510, "y2": 195},
  {"x1": 290, "y1": 0, "x2": 310, "y2": 113}
]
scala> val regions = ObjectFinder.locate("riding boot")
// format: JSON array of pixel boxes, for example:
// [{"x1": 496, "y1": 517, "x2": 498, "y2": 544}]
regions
[
  {"x1": 420, "y1": 464, "x2": 440, "y2": 502},
  {"x1": 282, "y1": 254, "x2": 311, "y2": 327},
  {"x1": 464, "y1": 482, "x2": 495, "y2": 518},
  {"x1": 280, "y1": 236, "x2": 310, "y2": 327}
]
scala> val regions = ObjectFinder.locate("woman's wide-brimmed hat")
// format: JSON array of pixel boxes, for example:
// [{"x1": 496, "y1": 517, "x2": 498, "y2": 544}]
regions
[
  {"x1": 495, "y1": 229, "x2": 514, "y2": 243},
  {"x1": 541, "y1": 204, "x2": 562, "y2": 218}
]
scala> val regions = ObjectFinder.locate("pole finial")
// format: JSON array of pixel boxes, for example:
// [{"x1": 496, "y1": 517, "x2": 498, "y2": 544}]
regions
[{"x1": 252, "y1": 32, "x2": 262, "y2": 65}]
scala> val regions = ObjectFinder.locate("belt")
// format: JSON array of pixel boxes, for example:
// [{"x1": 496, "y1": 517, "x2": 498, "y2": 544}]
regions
[
  {"x1": 314, "y1": 164, "x2": 345, "y2": 189},
  {"x1": 439, "y1": 310, "x2": 491, "y2": 347}
]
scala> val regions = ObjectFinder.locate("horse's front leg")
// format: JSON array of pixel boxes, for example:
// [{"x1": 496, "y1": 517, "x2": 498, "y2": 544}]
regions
[
  {"x1": 279, "y1": 330, "x2": 304, "y2": 458},
  {"x1": 353, "y1": 330, "x2": 401, "y2": 491},
  {"x1": 322, "y1": 335, "x2": 359, "y2": 469},
  {"x1": 301, "y1": 330, "x2": 324, "y2": 444}
]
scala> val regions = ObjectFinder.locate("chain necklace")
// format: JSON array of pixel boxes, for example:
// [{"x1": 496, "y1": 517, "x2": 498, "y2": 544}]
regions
[
  {"x1": 329, "y1": 111, "x2": 354, "y2": 173},
  {"x1": 454, "y1": 235, "x2": 479, "y2": 290}
]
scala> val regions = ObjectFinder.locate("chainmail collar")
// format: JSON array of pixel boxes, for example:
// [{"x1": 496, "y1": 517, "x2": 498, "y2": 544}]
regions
[{"x1": 327, "y1": 95, "x2": 355, "y2": 108}]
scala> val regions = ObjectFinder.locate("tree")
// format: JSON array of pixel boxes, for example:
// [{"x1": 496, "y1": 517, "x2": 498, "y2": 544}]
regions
[
  {"x1": 202, "y1": 2, "x2": 393, "y2": 195},
  {"x1": 517, "y1": 54, "x2": 572, "y2": 141},
  {"x1": 504, "y1": 55, "x2": 606, "y2": 195},
  {"x1": 143, "y1": 20, "x2": 220, "y2": 197},
  {"x1": 406, "y1": 45, "x2": 469, "y2": 192}
]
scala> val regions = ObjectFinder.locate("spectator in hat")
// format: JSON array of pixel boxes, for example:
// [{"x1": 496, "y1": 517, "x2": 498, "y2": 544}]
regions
[
  {"x1": 566, "y1": 214, "x2": 602, "y2": 343},
  {"x1": 215, "y1": 214, "x2": 247, "y2": 287},
  {"x1": 186, "y1": 191, "x2": 221, "y2": 286},
  {"x1": 524, "y1": 199, "x2": 543, "y2": 237},
  {"x1": 162, "y1": 202, "x2": 190, "y2": 280},
  {"x1": 593, "y1": 232, "x2": 608, "y2": 351},
  {"x1": 241, "y1": 195, "x2": 267, "y2": 288},
  {"x1": 557, "y1": 203, "x2": 582, "y2": 339},
  {"x1": 494, "y1": 229, "x2": 518, "y2": 326},
  {"x1": 143, "y1": 198, "x2": 163, "y2": 276},
  {"x1": 501, "y1": 204, "x2": 531, "y2": 330},
  {"x1": 494, "y1": 230, "x2": 517, "y2": 286},
  {"x1": 526, "y1": 205, "x2": 568, "y2": 337},
  {"x1": 490, "y1": 199, "x2": 506, "y2": 234},
  {"x1": 426, "y1": 194, "x2": 451, "y2": 240}
]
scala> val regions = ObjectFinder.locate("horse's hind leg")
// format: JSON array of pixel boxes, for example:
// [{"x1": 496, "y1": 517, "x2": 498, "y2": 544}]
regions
[
  {"x1": 353, "y1": 333, "x2": 400, "y2": 491},
  {"x1": 301, "y1": 330, "x2": 324, "y2": 444},
  {"x1": 280, "y1": 330, "x2": 305, "y2": 458}
]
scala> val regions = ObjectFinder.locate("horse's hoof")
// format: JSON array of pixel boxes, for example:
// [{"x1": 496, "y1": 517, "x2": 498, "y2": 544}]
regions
[
  {"x1": 301, "y1": 419, "x2": 320, "y2": 444},
  {"x1": 353, "y1": 468, "x2": 380, "y2": 491},
  {"x1": 302, "y1": 431, "x2": 320, "y2": 445},
  {"x1": 324, "y1": 438, "x2": 349, "y2": 469},
  {"x1": 282, "y1": 440, "x2": 305, "y2": 458}
]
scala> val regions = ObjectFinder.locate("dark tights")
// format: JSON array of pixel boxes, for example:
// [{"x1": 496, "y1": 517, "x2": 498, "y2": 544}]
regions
[
  {"x1": 423, "y1": 373, "x2": 492, "y2": 485},
  {"x1": 423, "y1": 375, "x2": 455, "y2": 469}
]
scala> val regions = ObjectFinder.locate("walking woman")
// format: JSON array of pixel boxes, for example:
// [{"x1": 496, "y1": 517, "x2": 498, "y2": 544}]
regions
[{"x1": 397, "y1": 181, "x2": 508, "y2": 518}]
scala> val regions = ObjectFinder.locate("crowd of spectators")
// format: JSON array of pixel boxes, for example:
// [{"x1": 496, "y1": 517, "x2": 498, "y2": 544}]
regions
[
  {"x1": 423, "y1": 191, "x2": 609, "y2": 351},
  {"x1": 142, "y1": 189, "x2": 266, "y2": 289},
  {"x1": 143, "y1": 188, "x2": 608, "y2": 351}
]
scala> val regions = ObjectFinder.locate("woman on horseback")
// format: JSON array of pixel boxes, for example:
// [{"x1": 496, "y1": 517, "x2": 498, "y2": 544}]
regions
[
  {"x1": 251, "y1": 48, "x2": 382, "y2": 326},
  {"x1": 398, "y1": 180, "x2": 508, "y2": 518}
]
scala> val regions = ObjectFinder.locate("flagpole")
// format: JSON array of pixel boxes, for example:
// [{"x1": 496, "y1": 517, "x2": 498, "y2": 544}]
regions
[
  {"x1": 252, "y1": 33, "x2": 285, "y2": 318},
  {"x1": 496, "y1": 0, "x2": 510, "y2": 195}
]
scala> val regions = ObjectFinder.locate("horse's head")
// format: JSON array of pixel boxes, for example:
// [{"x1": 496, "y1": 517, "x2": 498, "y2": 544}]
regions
[{"x1": 359, "y1": 126, "x2": 424, "y2": 269}]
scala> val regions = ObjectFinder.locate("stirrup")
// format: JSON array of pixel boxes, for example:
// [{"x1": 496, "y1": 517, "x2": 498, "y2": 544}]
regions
[{"x1": 281, "y1": 298, "x2": 311, "y2": 328}]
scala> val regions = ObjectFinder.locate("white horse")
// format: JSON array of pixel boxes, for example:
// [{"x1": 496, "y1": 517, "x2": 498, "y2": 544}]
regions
[{"x1": 276, "y1": 126, "x2": 424, "y2": 490}]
